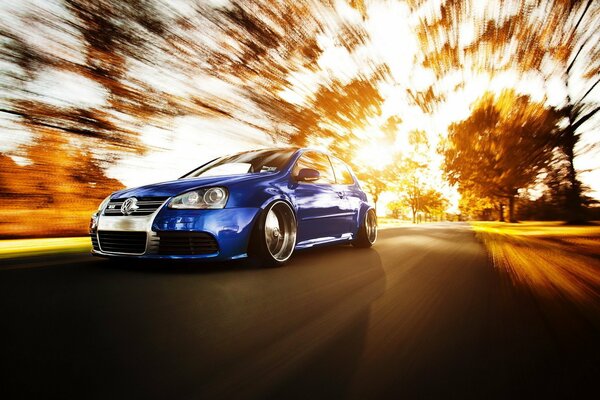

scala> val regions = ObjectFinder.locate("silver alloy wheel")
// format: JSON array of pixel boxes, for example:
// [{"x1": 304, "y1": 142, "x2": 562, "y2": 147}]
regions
[
  {"x1": 365, "y1": 209, "x2": 377, "y2": 244},
  {"x1": 264, "y1": 202, "x2": 297, "y2": 262}
]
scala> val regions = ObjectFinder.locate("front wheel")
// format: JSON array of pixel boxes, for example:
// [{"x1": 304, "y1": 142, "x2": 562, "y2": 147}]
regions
[
  {"x1": 248, "y1": 201, "x2": 297, "y2": 267},
  {"x1": 351, "y1": 208, "x2": 377, "y2": 248}
]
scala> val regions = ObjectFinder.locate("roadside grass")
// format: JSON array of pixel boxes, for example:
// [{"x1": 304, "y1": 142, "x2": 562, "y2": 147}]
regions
[
  {"x1": 471, "y1": 221, "x2": 600, "y2": 308},
  {"x1": 377, "y1": 217, "x2": 413, "y2": 228},
  {"x1": 0, "y1": 209, "x2": 92, "y2": 260},
  {"x1": 377, "y1": 217, "x2": 453, "y2": 228},
  {"x1": 0, "y1": 237, "x2": 91, "y2": 259}
]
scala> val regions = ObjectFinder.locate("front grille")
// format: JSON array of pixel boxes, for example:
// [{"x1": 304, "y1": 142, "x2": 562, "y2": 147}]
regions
[
  {"x1": 98, "y1": 231, "x2": 147, "y2": 254},
  {"x1": 103, "y1": 197, "x2": 169, "y2": 216},
  {"x1": 158, "y1": 232, "x2": 219, "y2": 255}
]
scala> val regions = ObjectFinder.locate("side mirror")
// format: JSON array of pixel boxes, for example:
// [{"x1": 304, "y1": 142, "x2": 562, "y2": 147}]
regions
[{"x1": 296, "y1": 168, "x2": 320, "y2": 182}]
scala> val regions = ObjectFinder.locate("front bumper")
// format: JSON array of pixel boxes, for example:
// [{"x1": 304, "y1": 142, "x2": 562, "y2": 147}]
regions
[{"x1": 91, "y1": 206, "x2": 261, "y2": 261}]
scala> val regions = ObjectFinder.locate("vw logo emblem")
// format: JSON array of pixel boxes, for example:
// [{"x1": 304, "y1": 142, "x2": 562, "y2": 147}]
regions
[{"x1": 121, "y1": 197, "x2": 139, "y2": 215}]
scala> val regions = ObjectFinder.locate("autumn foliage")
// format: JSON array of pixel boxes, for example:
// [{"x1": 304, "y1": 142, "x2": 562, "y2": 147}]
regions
[
  {"x1": 0, "y1": 133, "x2": 123, "y2": 238},
  {"x1": 0, "y1": 0, "x2": 598, "y2": 239},
  {"x1": 443, "y1": 90, "x2": 563, "y2": 222}
]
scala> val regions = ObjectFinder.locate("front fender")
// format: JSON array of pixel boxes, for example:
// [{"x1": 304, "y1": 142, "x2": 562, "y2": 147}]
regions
[{"x1": 225, "y1": 175, "x2": 290, "y2": 208}]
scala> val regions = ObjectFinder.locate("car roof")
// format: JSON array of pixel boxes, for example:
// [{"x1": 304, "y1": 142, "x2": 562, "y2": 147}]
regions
[
  {"x1": 230, "y1": 147, "x2": 350, "y2": 164},
  {"x1": 231, "y1": 146, "x2": 300, "y2": 155},
  {"x1": 230, "y1": 147, "x2": 335, "y2": 155}
]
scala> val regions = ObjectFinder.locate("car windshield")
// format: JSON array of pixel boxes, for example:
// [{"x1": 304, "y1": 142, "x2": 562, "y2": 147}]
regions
[{"x1": 182, "y1": 149, "x2": 296, "y2": 179}]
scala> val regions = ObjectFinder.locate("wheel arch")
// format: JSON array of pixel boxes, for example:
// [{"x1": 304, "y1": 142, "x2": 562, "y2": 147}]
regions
[
  {"x1": 357, "y1": 203, "x2": 376, "y2": 229},
  {"x1": 247, "y1": 197, "x2": 298, "y2": 265},
  {"x1": 258, "y1": 194, "x2": 296, "y2": 213},
  {"x1": 247, "y1": 196, "x2": 298, "y2": 252}
]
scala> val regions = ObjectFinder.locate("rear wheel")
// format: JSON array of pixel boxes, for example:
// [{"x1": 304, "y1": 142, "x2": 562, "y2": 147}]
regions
[
  {"x1": 248, "y1": 201, "x2": 297, "y2": 267},
  {"x1": 352, "y1": 208, "x2": 377, "y2": 248}
]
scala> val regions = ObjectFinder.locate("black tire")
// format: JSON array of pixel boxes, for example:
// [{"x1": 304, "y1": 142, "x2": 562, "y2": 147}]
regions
[
  {"x1": 352, "y1": 208, "x2": 377, "y2": 248},
  {"x1": 248, "y1": 201, "x2": 297, "y2": 267}
]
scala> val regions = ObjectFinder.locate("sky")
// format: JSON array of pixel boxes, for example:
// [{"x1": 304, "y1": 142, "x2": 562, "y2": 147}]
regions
[{"x1": 1, "y1": 0, "x2": 599, "y2": 214}]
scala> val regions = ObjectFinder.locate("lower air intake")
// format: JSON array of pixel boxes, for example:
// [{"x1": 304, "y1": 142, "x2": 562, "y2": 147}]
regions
[
  {"x1": 158, "y1": 232, "x2": 219, "y2": 255},
  {"x1": 98, "y1": 231, "x2": 147, "y2": 254}
]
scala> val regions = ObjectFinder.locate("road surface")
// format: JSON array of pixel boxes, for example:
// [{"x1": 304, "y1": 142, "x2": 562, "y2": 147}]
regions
[{"x1": 1, "y1": 223, "x2": 599, "y2": 399}]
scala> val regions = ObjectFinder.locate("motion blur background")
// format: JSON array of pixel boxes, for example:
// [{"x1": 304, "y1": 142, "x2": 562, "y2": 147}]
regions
[{"x1": 1, "y1": 0, "x2": 599, "y2": 238}]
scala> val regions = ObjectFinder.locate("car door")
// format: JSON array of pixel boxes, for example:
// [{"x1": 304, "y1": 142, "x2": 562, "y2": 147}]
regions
[
  {"x1": 330, "y1": 156, "x2": 360, "y2": 231},
  {"x1": 291, "y1": 151, "x2": 351, "y2": 243}
]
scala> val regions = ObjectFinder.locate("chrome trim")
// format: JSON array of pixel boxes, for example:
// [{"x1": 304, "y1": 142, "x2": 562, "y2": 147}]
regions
[
  {"x1": 104, "y1": 198, "x2": 169, "y2": 216},
  {"x1": 296, "y1": 235, "x2": 351, "y2": 248},
  {"x1": 95, "y1": 199, "x2": 169, "y2": 256},
  {"x1": 147, "y1": 231, "x2": 160, "y2": 254},
  {"x1": 301, "y1": 211, "x2": 356, "y2": 221}
]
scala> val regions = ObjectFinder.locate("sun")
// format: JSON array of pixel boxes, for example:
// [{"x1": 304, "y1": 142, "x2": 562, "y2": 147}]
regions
[{"x1": 353, "y1": 143, "x2": 395, "y2": 170}]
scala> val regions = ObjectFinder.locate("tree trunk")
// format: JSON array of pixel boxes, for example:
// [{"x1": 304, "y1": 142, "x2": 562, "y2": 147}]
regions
[
  {"x1": 563, "y1": 66, "x2": 586, "y2": 223},
  {"x1": 562, "y1": 129, "x2": 585, "y2": 223},
  {"x1": 499, "y1": 203, "x2": 505, "y2": 222},
  {"x1": 508, "y1": 196, "x2": 517, "y2": 223}
]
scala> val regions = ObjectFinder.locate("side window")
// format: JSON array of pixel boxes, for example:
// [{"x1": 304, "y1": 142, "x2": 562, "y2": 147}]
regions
[
  {"x1": 331, "y1": 157, "x2": 355, "y2": 185},
  {"x1": 293, "y1": 152, "x2": 336, "y2": 184}
]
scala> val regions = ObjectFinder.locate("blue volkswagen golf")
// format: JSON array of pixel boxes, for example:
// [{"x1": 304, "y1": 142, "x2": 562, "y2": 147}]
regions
[{"x1": 90, "y1": 148, "x2": 377, "y2": 266}]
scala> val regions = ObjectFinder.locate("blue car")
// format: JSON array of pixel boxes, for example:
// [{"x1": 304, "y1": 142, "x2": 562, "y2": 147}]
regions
[{"x1": 90, "y1": 148, "x2": 377, "y2": 266}]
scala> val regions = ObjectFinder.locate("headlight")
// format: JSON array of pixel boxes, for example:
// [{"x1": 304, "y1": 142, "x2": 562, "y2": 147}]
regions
[
  {"x1": 169, "y1": 187, "x2": 228, "y2": 209},
  {"x1": 97, "y1": 195, "x2": 111, "y2": 211}
]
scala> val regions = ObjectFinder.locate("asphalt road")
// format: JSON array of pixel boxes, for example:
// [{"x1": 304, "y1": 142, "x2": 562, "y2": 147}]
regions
[{"x1": 1, "y1": 223, "x2": 599, "y2": 399}]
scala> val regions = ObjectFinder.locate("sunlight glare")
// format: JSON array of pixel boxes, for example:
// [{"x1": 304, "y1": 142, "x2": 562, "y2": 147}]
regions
[{"x1": 354, "y1": 143, "x2": 394, "y2": 170}]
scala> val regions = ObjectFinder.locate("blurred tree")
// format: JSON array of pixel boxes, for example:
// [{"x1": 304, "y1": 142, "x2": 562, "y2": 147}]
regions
[
  {"x1": 398, "y1": 176, "x2": 449, "y2": 223},
  {"x1": 288, "y1": 75, "x2": 386, "y2": 156},
  {"x1": 411, "y1": 0, "x2": 600, "y2": 222},
  {"x1": 1, "y1": 0, "x2": 387, "y2": 172},
  {"x1": 352, "y1": 141, "x2": 417, "y2": 215},
  {"x1": 0, "y1": 154, "x2": 20, "y2": 200},
  {"x1": 395, "y1": 130, "x2": 431, "y2": 224},
  {"x1": 397, "y1": 169, "x2": 447, "y2": 223},
  {"x1": 458, "y1": 188, "x2": 496, "y2": 221},
  {"x1": 386, "y1": 199, "x2": 405, "y2": 219},
  {"x1": 10, "y1": 131, "x2": 123, "y2": 208},
  {"x1": 0, "y1": 1, "x2": 171, "y2": 156},
  {"x1": 516, "y1": 154, "x2": 598, "y2": 221},
  {"x1": 541, "y1": 156, "x2": 573, "y2": 220},
  {"x1": 401, "y1": 162, "x2": 425, "y2": 224},
  {"x1": 381, "y1": 115, "x2": 403, "y2": 144},
  {"x1": 353, "y1": 148, "x2": 410, "y2": 215},
  {"x1": 543, "y1": 0, "x2": 600, "y2": 223},
  {"x1": 419, "y1": 188, "x2": 447, "y2": 221},
  {"x1": 443, "y1": 90, "x2": 562, "y2": 222},
  {"x1": 355, "y1": 166, "x2": 391, "y2": 214},
  {"x1": 407, "y1": 129, "x2": 429, "y2": 153}
]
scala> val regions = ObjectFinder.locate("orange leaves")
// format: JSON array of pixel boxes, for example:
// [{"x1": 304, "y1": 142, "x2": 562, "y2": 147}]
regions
[{"x1": 443, "y1": 90, "x2": 562, "y2": 202}]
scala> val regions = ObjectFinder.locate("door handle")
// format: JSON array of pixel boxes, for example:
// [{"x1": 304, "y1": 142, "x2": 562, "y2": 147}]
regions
[{"x1": 336, "y1": 191, "x2": 345, "y2": 198}]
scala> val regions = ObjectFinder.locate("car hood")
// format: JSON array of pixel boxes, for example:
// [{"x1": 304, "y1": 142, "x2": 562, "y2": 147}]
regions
[{"x1": 111, "y1": 173, "x2": 277, "y2": 199}]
